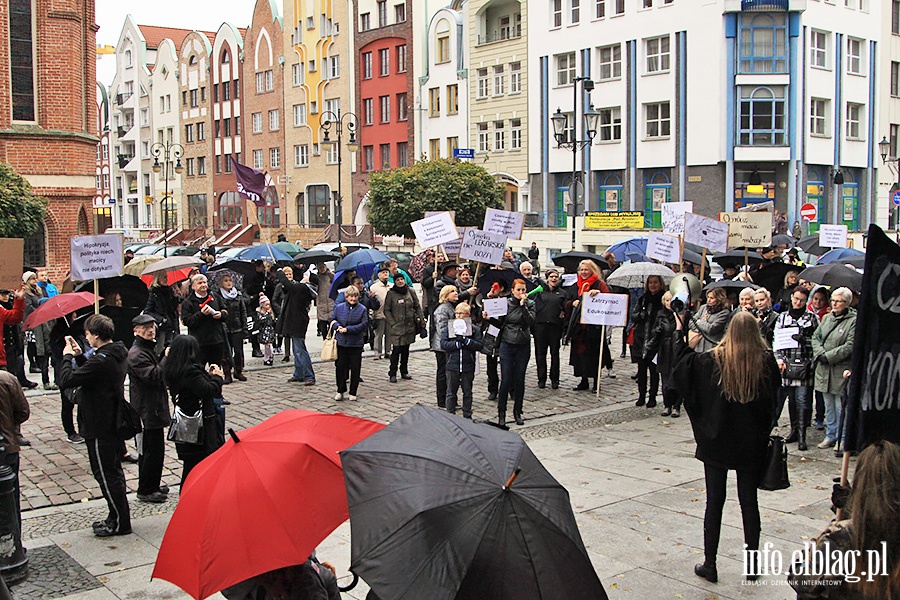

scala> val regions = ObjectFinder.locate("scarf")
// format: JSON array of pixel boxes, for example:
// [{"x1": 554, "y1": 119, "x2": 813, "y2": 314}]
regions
[
  {"x1": 392, "y1": 283, "x2": 409, "y2": 295},
  {"x1": 576, "y1": 273, "x2": 599, "y2": 296},
  {"x1": 788, "y1": 306, "x2": 805, "y2": 320},
  {"x1": 220, "y1": 287, "x2": 240, "y2": 300}
]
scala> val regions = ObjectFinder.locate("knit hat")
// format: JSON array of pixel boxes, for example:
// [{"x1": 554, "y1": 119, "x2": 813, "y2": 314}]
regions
[
  {"x1": 259, "y1": 294, "x2": 270, "y2": 305},
  {"x1": 22, "y1": 271, "x2": 36, "y2": 284}
]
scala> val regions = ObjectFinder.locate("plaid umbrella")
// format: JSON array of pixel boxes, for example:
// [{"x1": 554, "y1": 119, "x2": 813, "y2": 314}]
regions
[{"x1": 408, "y1": 249, "x2": 434, "y2": 283}]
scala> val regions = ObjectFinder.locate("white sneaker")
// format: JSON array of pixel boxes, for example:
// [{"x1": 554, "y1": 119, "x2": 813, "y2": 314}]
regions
[
  {"x1": 334, "y1": 392, "x2": 345, "y2": 401},
  {"x1": 817, "y1": 438, "x2": 835, "y2": 449},
  {"x1": 349, "y1": 395, "x2": 358, "y2": 401},
  {"x1": 606, "y1": 369, "x2": 616, "y2": 379}
]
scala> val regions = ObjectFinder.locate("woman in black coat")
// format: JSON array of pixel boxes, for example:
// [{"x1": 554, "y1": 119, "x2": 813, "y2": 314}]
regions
[
  {"x1": 564, "y1": 260, "x2": 613, "y2": 392},
  {"x1": 643, "y1": 291, "x2": 680, "y2": 417},
  {"x1": 215, "y1": 273, "x2": 248, "y2": 383},
  {"x1": 671, "y1": 311, "x2": 780, "y2": 584},
  {"x1": 631, "y1": 275, "x2": 664, "y2": 408},
  {"x1": 162, "y1": 335, "x2": 225, "y2": 488},
  {"x1": 145, "y1": 274, "x2": 180, "y2": 353}
]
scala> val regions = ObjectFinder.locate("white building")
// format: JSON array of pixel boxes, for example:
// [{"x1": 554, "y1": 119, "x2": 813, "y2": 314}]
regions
[
  {"x1": 528, "y1": 0, "x2": 882, "y2": 246},
  {"x1": 148, "y1": 38, "x2": 183, "y2": 232},
  {"x1": 877, "y1": 0, "x2": 900, "y2": 230}
]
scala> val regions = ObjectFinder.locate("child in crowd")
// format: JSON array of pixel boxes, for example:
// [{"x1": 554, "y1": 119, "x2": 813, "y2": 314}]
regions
[
  {"x1": 439, "y1": 303, "x2": 483, "y2": 419},
  {"x1": 256, "y1": 294, "x2": 276, "y2": 366}
]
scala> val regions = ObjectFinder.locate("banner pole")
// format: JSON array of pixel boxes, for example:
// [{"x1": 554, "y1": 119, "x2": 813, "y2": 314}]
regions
[
  {"x1": 835, "y1": 451, "x2": 852, "y2": 521},
  {"x1": 473, "y1": 262, "x2": 482, "y2": 285},
  {"x1": 93, "y1": 279, "x2": 100, "y2": 314},
  {"x1": 678, "y1": 235, "x2": 685, "y2": 273},
  {"x1": 744, "y1": 247, "x2": 749, "y2": 272},
  {"x1": 596, "y1": 325, "x2": 605, "y2": 398},
  {"x1": 699, "y1": 249, "x2": 707, "y2": 283}
]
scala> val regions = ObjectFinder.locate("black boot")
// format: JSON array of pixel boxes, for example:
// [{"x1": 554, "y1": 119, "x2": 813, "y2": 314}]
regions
[
  {"x1": 514, "y1": 411, "x2": 524, "y2": 426},
  {"x1": 646, "y1": 396, "x2": 657, "y2": 409},
  {"x1": 784, "y1": 398, "x2": 798, "y2": 442},
  {"x1": 573, "y1": 378, "x2": 589, "y2": 391},
  {"x1": 635, "y1": 395, "x2": 646, "y2": 407},
  {"x1": 797, "y1": 405, "x2": 809, "y2": 451},
  {"x1": 223, "y1": 364, "x2": 233, "y2": 385},
  {"x1": 498, "y1": 411, "x2": 506, "y2": 427},
  {"x1": 694, "y1": 562, "x2": 718, "y2": 583}
]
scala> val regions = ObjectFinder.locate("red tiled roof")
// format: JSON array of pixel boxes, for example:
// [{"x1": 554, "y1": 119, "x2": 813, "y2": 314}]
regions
[{"x1": 137, "y1": 24, "x2": 217, "y2": 51}]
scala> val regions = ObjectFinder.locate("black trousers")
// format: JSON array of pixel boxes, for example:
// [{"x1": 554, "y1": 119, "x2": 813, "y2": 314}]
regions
[
  {"x1": 498, "y1": 342, "x2": 530, "y2": 415},
  {"x1": 199, "y1": 343, "x2": 224, "y2": 368},
  {"x1": 446, "y1": 371, "x2": 475, "y2": 418},
  {"x1": 61, "y1": 390, "x2": 76, "y2": 436},
  {"x1": 487, "y1": 354, "x2": 499, "y2": 395},
  {"x1": 636, "y1": 358, "x2": 660, "y2": 401},
  {"x1": 137, "y1": 428, "x2": 165, "y2": 496},
  {"x1": 435, "y1": 352, "x2": 447, "y2": 407},
  {"x1": 533, "y1": 323, "x2": 562, "y2": 386},
  {"x1": 87, "y1": 438, "x2": 130, "y2": 533},
  {"x1": 702, "y1": 464, "x2": 760, "y2": 564},
  {"x1": 336, "y1": 346, "x2": 363, "y2": 395},
  {"x1": 3, "y1": 452, "x2": 20, "y2": 537},
  {"x1": 389, "y1": 345, "x2": 410, "y2": 376},
  {"x1": 226, "y1": 332, "x2": 244, "y2": 372}
]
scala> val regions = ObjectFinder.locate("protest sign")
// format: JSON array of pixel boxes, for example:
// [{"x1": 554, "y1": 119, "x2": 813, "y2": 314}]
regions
[
  {"x1": 773, "y1": 327, "x2": 800, "y2": 352},
  {"x1": 442, "y1": 228, "x2": 466, "y2": 257},
  {"x1": 719, "y1": 211, "x2": 771, "y2": 248},
  {"x1": 661, "y1": 202, "x2": 693, "y2": 235},
  {"x1": 580, "y1": 293, "x2": 629, "y2": 327},
  {"x1": 819, "y1": 224, "x2": 849, "y2": 249},
  {"x1": 483, "y1": 208, "x2": 525, "y2": 239},
  {"x1": 70, "y1": 234, "x2": 124, "y2": 281},
  {"x1": 411, "y1": 212, "x2": 459, "y2": 248},
  {"x1": 646, "y1": 232, "x2": 681, "y2": 264},
  {"x1": 458, "y1": 228, "x2": 507, "y2": 265},
  {"x1": 684, "y1": 213, "x2": 729, "y2": 253},
  {"x1": 0, "y1": 239, "x2": 24, "y2": 291},
  {"x1": 483, "y1": 298, "x2": 508, "y2": 319},
  {"x1": 584, "y1": 211, "x2": 644, "y2": 229}
]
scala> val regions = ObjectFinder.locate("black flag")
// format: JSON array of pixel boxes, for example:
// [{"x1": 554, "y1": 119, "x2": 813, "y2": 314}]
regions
[{"x1": 844, "y1": 224, "x2": 900, "y2": 452}]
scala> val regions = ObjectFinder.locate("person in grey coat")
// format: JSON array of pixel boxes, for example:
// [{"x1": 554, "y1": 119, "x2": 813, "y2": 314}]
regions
[
  {"x1": 811, "y1": 287, "x2": 856, "y2": 450},
  {"x1": 429, "y1": 285, "x2": 458, "y2": 409},
  {"x1": 688, "y1": 288, "x2": 730, "y2": 353},
  {"x1": 384, "y1": 277, "x2": 423, "y2": 383}
]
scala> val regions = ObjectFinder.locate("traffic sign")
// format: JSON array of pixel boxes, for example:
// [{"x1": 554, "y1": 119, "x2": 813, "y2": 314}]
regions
[
  {"x1": 893, "y1": 190, "x2": 900, "y2": 206},
  {"x1": 800, "y1": 203, "x2": 817, "y2": 222},
  {"x1": 453, "y1": 148, "x2": 475, "y2": 159}
]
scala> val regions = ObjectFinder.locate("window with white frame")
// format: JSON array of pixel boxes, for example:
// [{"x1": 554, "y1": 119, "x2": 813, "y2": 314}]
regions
[
  {"x1": 328, "y1": 56, "x2": 340, "y2": 79},
  {"x1": 270, "y1": 147, "x2": 280, "y2": 168},
  {"x1": 645, "y1": 102, "x2": 671, "y2": 138},
  {"x1": 595, "y1": 0, "x2": 605, "y2": 18},
  {"x1": 510, "y1": 62, "x2": 522, "y2": 93},
  {"x1": 293, "y1": 104, "x2": 307, "y2": 126},
  {"x1": 379, "y1": 48, "x2": 390, "y2": 76},
  {"x1": 360, "y1": 13, "x2": 371, "y2": 31},
  {"x1": 395, "y1": 3, "x2": 406, "y2": 22},
  {"x1": 599, "y1": 107, "x2": 622, "y2": 141},
  {"x1": 738, "y1": 13, "x2": 788, "y2": 74},
  {"x1": 552, "y1": 0, "x2": 563, "y2": 28},
  {"x1": 810, "y1": 98, "x2": 828, "y2": 136},
  {"x1": 265, "y1": 70, "x2": 274, "y2": 91},
  {"x1": 256, "y1": 72, "x2": 265, "y2": 93},
  {"x1": 324, "y1": 98, "x2": 340, "y2": 117},
  {"x1": 269, "y1": 110, "x2": 280, "y2": 131},
  {"x1": 645, "y1": 36, "x2": 670, "y2": 73},
  {"x1": 615, "y1": 0, "x2": 625, "y2": 15},
  {"x1": 477, "y1": 68, "x2": 489, "y2": 98},
  {"x1": 253, "y1": 149, "x2": 263, "y2": 169},
  {"x1": 380, "y1": 143, "x2": 391, "y2": 169},
  {"x1": 447, "y1": 85, "x2": 458, "y2": 114},
  {"x1": 598, "y1": 44, "x2": 621, "y2": 80},
  {"x1": 429, "y1": 88, "x2": 440, "y2": 117},
  {"x1": 380, "y1": 96, "x2": 391, "y2": 123},
  {"x1": 511, "y1": 119, "x2": 522, "y2": 150},
  {"x1": 397, "y1": 93, "x2": 408, "y2": 120},
  {"x1": 397, "y1": 44, "x2": 408, "y2": 72},
  {"x1": 397, "y1": 142, "x2": 408, "y2": 167},
  {"x1": 363, "y1": 98, "x2": 374, "y2": 125},
  {"x1": 892, "y1": 62, "x2": 900, "y2": 97},
  {"x1": 362, "y1": 52, "x2": 372, "y2": 79},
  {"x1": 571, "y1": 0, "x2": 581, "y2": 23},
  {"x1": 198, "y1": 156, "x2": 206, "y2": 175},
  {"x1": 557, "y1": 52, "x2": 577, "y2": 86},
  {"x1": 363, "y1": 146, "x2": 374, "y2": 171},
  {"x1": 738, "y1": 86, "x2": 785, "y2": 145},
  {"x1": 846, "y1": 37, "x2": 863, "y2": 75},
  {"x1": 295, "y1": 144, "x2": 309, "y2": 167},
  {"x1": 493, "y1": 66, "x2": 505, "y2": 96},
  {"x1": 494, "y1": 121, "x2": 505, "y2": 151},
  {"x1": 477, "y1": 123, "x2": 489, "y2": 152},
  {"x1": 185, "y1": 124, "x2": 194, "y2": 142},
  {"x1": 894, "y1": 0, "x2": 900, "y2": 35},
  {"x1": 378, "y1": 0, "x2": 388, "y2": 26},
  {"x1": 436, "y1": 34, "x2": 450, "y2": 63},
  {"x1": 293, "y1": 63, "x2": 305, "y2": 86},
  {"x1": 326, "y1": 143, "x2": 338, "y2": 165},
  {"x1": 846, "y1": 102, "x2": 863, "y2": 139},
  {"x1": 252, "y1": 112, "x2": 263, "y2": 133},
  {"x1": 810, "y1": 30, "x2": 828, "y2": 69}
]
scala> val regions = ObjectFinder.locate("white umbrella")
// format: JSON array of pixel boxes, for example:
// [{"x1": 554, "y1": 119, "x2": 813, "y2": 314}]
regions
[
  {"x1": 606, "y1": 263, "x2": 677, "y2": 289},
  {"x1": 140, "y1": 255, "x2": 204, "y2": 276}
]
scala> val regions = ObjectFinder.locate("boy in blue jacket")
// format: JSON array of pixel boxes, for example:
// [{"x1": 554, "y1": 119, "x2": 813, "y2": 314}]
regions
[{"x1": 439, "y1": 303, "x2": 482, "y2": 419}]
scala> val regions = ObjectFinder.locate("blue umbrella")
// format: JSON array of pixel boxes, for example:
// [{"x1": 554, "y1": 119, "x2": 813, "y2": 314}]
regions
[
  {"x1": 338, "y1": 248, "x2": 392, "y2": 272},
  {"x1": 605, "y1": 238, "x2": 648, "y2": 263},
  {"x1": 817, "y1": 247, "x2": 864, "y2": 264},
  {"x1": 238, "y1": 244, "x2": 294, "y2": 263}
]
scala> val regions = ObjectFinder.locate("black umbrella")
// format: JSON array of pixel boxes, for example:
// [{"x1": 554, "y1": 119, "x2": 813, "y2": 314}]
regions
[
  {"x1": 749, "y1": 262, "x2": 804, "y2": 295},
  {"x1": 712, "y1": 249, "x2": 764, "y2": 267},
  {"x1": 551, "y1": 250, "x2": 606, "y2": 274},
  {"x1": 771, "y1": 233, "x2": 794, "y2": 247},
  {"x1": 207, "y1": 259, "x2": 265, "y2": 279},
  {"x1": 340, "y1": 405, "x2": 609, "y2": 600},
  {"x1": 476, "y1": 268, "x2": 539, "y2": 297},
  {"x1": 796, "y1": 234, "x2": 828, "y2": 256},
  {"x1": 291, "y1": 249, "x2": 342, "y2": 266},
  {"x1": 74, "y1": 275, "x2": 149, "y2": 310},
  {"x1": 704, "y1": 279, "x2": 760, "y2": 292},
  {"x1": 799, "y1": 263, "x2": 863, "y2": 291}
]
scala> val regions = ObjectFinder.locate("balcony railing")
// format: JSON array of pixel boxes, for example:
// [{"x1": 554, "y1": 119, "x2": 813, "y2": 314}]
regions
[
  {"x1": 742, "y1": 0, "x2": 788, "y2": 10},
  {"x1": 476, "y1": 29, "x2": 522, "y2": 46},
  {"x1": 116, "y1": 92, "x2": 133, "y2": 106}
]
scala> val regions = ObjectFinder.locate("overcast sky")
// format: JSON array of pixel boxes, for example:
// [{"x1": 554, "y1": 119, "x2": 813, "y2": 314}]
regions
[{"x1": 96, "y1": 0, "x2": 254, "y2": 85}]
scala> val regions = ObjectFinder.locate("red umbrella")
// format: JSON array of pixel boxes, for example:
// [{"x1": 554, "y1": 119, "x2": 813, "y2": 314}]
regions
[
  {"x1": 140, "y1": 266, "x2": 194, "y2": 287},
  {"x1": 23, "y1": 292, "x2": 99, "y2": 330},
  {"x1": 152, "y1": 410, "x2": 385, "y2": 600}
]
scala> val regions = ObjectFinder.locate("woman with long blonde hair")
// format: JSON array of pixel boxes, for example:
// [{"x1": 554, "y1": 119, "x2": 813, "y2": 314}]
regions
[{"x1": 672, "y1": 310, "x2": 781, "y2": 583}]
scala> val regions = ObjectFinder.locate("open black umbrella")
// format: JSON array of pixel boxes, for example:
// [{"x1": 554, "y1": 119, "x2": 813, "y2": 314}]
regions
[
  {"x1": 74, "y1": 275, "x2": 149, "y2": 310},
  {"x1": 711, "y1": 249, "x2": 764, "y2": 268},
  {"x1": 476, "y1": 268, "x2": 539, "y2": 297},
  {"x1": 749, "y1": 262, "x2": 804, "y2": 295},
  {"x1": 796, "y1": 234, "x2": 829, "y2": 256},
  {"x1": 291, "y1": 249, "x2": 341, "y2": 266},
  {"x1": 771, "y1": 233, "x2": 795, "y2": 247},
  {"x1": 799, "y1": 263, "x2": 863, "y2": 291},
  {"x1": 703, "y1": 279, "x2": 760, "y2": 292},
  {"x1": 551, "y1": 251, "x2": 606, "y2": 274},
  {"x1": 340, "y1": 405, "x2": 608, "y2": 600}
]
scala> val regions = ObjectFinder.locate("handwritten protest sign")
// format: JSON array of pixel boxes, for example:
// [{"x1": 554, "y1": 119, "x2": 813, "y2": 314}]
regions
[
  {"x1": 483, "y1": 298, "x2": 508, "y2": 318},
  {"x1": 661, "y1": 202, "x2": 693, "y2": 235},
  {"x1": 442, "y1": 228, "x2": 466, "y2": 256},
  {"x1": 719, "y1": 212, "x2": 771, "y2": 248},
  {"x1": 584, "y1": 211, "x2": 644, "y2": 229},
  {"x1": 773, "y1": 327, "x2": 800, "y2": 352},
  {"x1": 819, "y1": 224, "x2": 849, "y2": 249},
  {"x1": 483, "y1": 208, "x2": 525, "y2": 239},
  {"x1": 411, "y1": 212, "x2": 459, "y2": 248},
  {"x1": 684, "y1": 213, "x2": 729, "y2": 253},
  {"x1": 580, "y1": 293, "x2": 629, "y2": 327},
  {"x1": 458, "y1": 228, "x2": 507, "y2": 265},
  {"x1": 647, "y1": 232, "x2": 681, "y2": 264},
  {"x1": 70, "y1": 234, "x2": 124, "y2": 281},
  {"x1": 0, "y1": 239, "x2": 24, "y2": 291}
]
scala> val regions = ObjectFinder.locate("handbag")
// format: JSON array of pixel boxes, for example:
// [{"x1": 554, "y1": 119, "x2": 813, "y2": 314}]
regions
[
  {"x1": 783, "y1": 357, "x2": 810, "y2": 381},
  {"x1": 321, "y1": 321, "x2": 338, "y2": 362},
  {"x1": 626, "y1": 324, "x2": 636, "y2": 346},
  {"x1": 167, "y1": 405, "x2": 204, "y2": 445},
  {"x1": 116, "y1": 398, "x2": 143, "y2": 440},
  {"x1": 758, "y1": 435, "x2": 790, "y2": 491}
]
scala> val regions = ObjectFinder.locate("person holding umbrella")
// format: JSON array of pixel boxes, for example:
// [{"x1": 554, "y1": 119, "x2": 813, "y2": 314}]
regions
[
  {"x1": 23, "y1": 271, "x2": 56, "y2": 390},
  {"x1": 145, "y1": 273, "x2": 180, "y2": 353},
  {"x1": 310, "y1": 263, "x2": 335, "y2": 340},
  {"x1": 564, "y1": 260, "x2": 613, "y2": 392},
  {"x1": 275, "y1": 266, "x2": 316, "y2": 385},
  {"x1": 330, "y1": 286, "x2": 368, "y2": 401},
  {"x1": 215, "y1": 274, "x2": 248, "y2": 384},
  {"x1": 384, "y1": 276, "x2": 422, "y2": 383}
]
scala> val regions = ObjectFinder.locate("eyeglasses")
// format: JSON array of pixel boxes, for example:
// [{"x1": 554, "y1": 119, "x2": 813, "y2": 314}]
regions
[
  {"x1": 831, "y1": 299, "x2": 847, "y2": 304},
  {"x1": 454, "y1": 312, "x2": 468, "y2": 316}
]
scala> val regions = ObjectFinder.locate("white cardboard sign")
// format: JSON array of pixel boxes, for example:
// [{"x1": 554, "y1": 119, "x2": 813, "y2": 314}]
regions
[
  {"x1": 683, "y1": 213, "x2": 729, "y2": 253},
  {"x1": 580, "y1": 293, "x2": 629, "y2": 327},
  {"x1": 719, "y1": 211, "x2": 772, "y2": 248},
  {"x1": 661, "y1": 201, "x2": 693, "y2": 235},
  {"x1": 483, "y1": 208, "x2": 525, "y2": 240},
  {"x1": 70, "y1": 234, "x2": 124, "y2": 281},
  {"x1": 411, "y1": 212, "x2": 459, "y2": 248},
  {"x1": 646, "y1": 232, "x2": 682, "y2": 264},
  {"x1": 483, "y1": 298, "x2": 508, "y2": 318},
  {"x1": 458, "y1": 228, "x2": 508, "y2": 265},
  {"x1": 773, "y1": 327, "x2": 800, "y2": 352},
  {"x1": 819, "y1": 224, "x2": 848, "y2": 249},
  {"x1": 442, "y1": 228, "x2": 467, "y2": 257}
]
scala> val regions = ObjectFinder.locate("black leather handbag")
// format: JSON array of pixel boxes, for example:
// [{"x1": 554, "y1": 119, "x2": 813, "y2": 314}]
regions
[{"x1": 758, "y1": 435, "x2": 790, "y2": 491}]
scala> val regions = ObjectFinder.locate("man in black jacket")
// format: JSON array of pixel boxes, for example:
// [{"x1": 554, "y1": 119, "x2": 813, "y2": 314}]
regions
[
  {"x1": 128, "y1": 314, "x2": 170, "y2": 503},
  {"x1": 58, "y1": 314, "x2": 131, "y2": 537},
  {"x1": 533, "y1": 269, "x2": 567, "y2": 389},
  {"x1": 180, "y1": 274, "x2": 227, "y2": 367},
  {"x1": 275, "y1": 268, "x2": 316, "y2": 384}
]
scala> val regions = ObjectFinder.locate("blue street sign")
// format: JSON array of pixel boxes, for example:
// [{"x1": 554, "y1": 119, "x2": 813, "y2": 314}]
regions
[
  {"x1": 453, "y1": 148, "x2": 475, "y2": 159},
  {"x1": 893, "y1": 190, "x2": 900, "y2": 206}
]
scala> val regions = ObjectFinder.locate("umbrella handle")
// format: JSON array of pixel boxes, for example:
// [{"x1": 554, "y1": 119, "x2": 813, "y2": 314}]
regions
[
  {"x1": 502, "y1": 467, "x2": 522, "y2": 491},
  {"x1": 338, "y1": 572, "x2": 359, "y2": 593}
]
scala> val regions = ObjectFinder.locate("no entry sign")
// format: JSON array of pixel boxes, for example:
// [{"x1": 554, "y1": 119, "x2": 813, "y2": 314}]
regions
[{"x1": 800, "y1": 203, "x2": 817, "y2": 222}]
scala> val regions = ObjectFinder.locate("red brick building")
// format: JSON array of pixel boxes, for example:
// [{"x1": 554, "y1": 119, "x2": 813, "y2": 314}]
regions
[{"x1": 0, "y1": 0, "x2": 98, "y2": 279}]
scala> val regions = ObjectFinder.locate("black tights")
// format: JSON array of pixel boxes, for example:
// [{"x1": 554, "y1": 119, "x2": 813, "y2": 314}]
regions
[{"x1": 702, "y1": 464, "x2": 761, "y2": 565}]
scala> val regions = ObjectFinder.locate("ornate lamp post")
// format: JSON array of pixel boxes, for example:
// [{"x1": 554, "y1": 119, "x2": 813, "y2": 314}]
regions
[
  {"x1": 150, "y1": 142, "x2": 184, "y2": 257},
  {"x1": 320, "y1": 111, "x2": 359, "y2": 253},
  {"x1": 878, "y1": 136, "x2": 899, "y2": 230}
]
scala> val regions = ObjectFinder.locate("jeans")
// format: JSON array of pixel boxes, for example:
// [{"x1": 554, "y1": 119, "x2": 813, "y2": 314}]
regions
[
  {"x1": 389, "y1": 345, "x2": 410, "y2": 376},
  {"x1": 533, "y1": 323, "x2": 561, "y2": 386},
  {"x1": 137, "y1": 428, "x2": 165, "y2": 496},
  {"x1": 435, "y1": 352, "x2": 447, "y2": 407},
  {"x1": 822, "y1": 391, "x2": 842, "y2": 442},
  {"x1": 498, "y1": 342, "x2": 530, "y2": 415},
  {"x1": 446, "y1": 371, "x2": 475, "y2": 418},
  {"x1": 336, "y1": 346, "x2": 363, "y2": 395},
  {"x1": 373, "y1": 319, "x2": 390, "y2": 356},
  {"x1": 291, "y1": 336, "x2": 315, "y2": 382},
  {"x1": 87, "y1": 438, "x2": 131, "y2": 533},
  {"x1": 702, "y1": 464, "x2": 760, "y2": 564},
  {"x1": 780, "y1": 386, "x2": 812, "y2": 430}
]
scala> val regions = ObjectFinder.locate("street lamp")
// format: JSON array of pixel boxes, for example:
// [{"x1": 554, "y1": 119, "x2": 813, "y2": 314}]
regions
[
  {"x1": 320, "y1": 111, "x2": 359, "y2": 253},
  {"x1": 879, "y1": 136, "x2": 899, "y2": 230},
  {"x1": 150, "y1": 141, "x2": 184, "y2": 257},
  {"x1": 552, "y1": 77, "x2": 599, "y2": 250}
]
